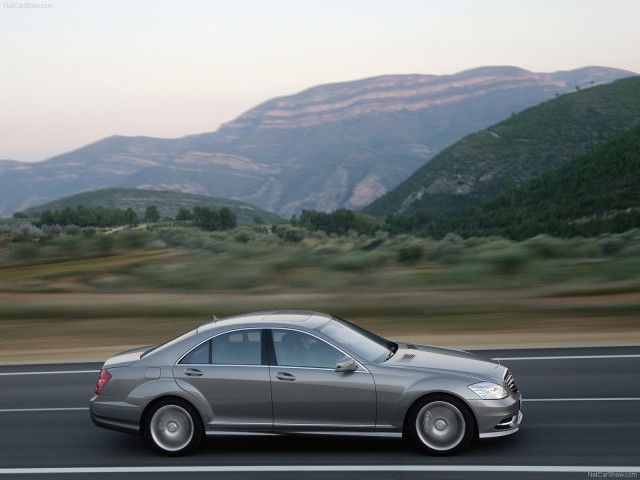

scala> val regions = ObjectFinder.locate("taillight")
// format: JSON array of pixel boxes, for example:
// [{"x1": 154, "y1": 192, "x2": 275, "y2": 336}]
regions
[{"x1": 95, "y1": 369, "x2": 112, "y2": 395}]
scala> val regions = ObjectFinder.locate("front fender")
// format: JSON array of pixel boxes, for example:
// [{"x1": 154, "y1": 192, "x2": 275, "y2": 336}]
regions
[{"x1": 372, "y1": 366, "x2": 479, "y2": 429}]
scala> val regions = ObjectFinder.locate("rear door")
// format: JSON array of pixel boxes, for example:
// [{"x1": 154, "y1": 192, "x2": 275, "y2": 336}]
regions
[
  {"x1": 268, "y1": 328, "x2": 376, "y2": 430},
  {"x1": 173, "y1": 328, "x2": 272, "y2": 430}
]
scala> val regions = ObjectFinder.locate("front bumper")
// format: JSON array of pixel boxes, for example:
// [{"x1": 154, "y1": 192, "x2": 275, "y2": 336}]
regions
[
  {"x1": 478, "y1": 409, "x2": 523, "y2": 438},
  {"x1": 469, "y1": 394, "x2": 523, "y2": 439}
]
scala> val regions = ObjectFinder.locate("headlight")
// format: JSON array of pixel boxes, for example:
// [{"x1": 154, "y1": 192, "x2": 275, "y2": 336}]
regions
[{"x1": 468, "y1": 382, "x2": 509, "y2": 399}]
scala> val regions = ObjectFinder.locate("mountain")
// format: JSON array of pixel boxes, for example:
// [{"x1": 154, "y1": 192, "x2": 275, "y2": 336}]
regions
[
  {"x1": 429, "y1": 124, "x2": 640, "y2": 239},
  {"x1": 20, "y1": 188, "x2": 282, "y2": 225},
  {"x1": 0, "y1": 66, "x2": 636, "y2": 218},
  {"x1": 363, "y1": 76, "x2": 640, "y2": 218}
]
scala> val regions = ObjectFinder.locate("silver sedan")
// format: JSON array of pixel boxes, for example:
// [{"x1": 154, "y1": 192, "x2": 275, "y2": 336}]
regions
[{"x1": 90, "y1": 311, "x2": 522, "y2": 455}]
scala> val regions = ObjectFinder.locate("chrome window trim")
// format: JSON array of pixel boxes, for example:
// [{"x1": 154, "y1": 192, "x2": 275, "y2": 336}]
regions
[
  {"x1": 176, "y1": 327, "x2": 264, "y2": 366},
  {"x1": 176, "y1": 364, "x2": 269, "y2": 368},
  {"x1": 270, "y1": 365, "x2": 370, "y2": 373},
  {"x1": 268, "y1": 327, "x2": 370, "y2": 373}
]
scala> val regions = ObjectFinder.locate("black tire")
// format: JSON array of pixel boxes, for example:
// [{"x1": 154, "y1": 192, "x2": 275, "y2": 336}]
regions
[
  {"x1": 405, "y1": 394, "x2": 475, "y2": 455},
  {"x1": 144, "y1": 398, "x2": 203, "y2": 456}
]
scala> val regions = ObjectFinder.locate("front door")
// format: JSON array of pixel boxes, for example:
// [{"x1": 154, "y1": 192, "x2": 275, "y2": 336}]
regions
[{"x1": 268, "y1": 328, "x2": 376, "y2": 430}]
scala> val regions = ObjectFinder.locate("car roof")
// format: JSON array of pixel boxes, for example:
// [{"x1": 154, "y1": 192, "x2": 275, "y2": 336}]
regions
[{"x1": 196, "y1": 310, "x2": 333, "y2": 333}]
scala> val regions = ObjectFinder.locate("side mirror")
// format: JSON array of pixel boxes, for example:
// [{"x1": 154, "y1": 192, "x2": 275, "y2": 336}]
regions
[{"x1": 335, "y1": 357, "x2": 358, "y2": 372}]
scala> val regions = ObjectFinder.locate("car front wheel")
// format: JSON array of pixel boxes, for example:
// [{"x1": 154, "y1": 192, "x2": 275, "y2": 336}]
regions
[
  {"x1": 406, "y1": 395, "x2": 475, "y2": 455},
  {"x1": 145, "y1": 399, "x2": 203, "y2": 455}
]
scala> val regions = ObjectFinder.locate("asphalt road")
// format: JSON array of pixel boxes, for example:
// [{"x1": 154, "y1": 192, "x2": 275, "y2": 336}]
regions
[{"x1": 1, "y1": 346, "x2": 639, "y2": 480}]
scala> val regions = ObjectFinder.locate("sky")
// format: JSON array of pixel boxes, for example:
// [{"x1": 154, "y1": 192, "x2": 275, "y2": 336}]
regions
[{"x1": 1, "y1": 0, "x2": 639, "y2": 162}]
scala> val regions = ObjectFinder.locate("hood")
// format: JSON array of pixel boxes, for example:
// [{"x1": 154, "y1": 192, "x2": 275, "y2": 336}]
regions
[
  {"x1": 102, "y1": 345, "x2": 154, "y2": 368},
  {"x1": 386, "y1": 343, "x2": 504, "y2": 382}
]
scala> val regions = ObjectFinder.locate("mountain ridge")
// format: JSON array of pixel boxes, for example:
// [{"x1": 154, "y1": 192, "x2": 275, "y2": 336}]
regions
[
  {"x1": 363, "y1": 76, "x2": 640, "y2": 218},
  {"x1": 430, "y1": 124, "x2": 640, "y2": 239},
  {"x1": 1, "y1": 66, "x2": 636, "y2": 217}
]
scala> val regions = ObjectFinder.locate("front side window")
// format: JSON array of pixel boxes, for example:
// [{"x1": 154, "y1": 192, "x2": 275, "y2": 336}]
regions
[
  {"x1": 180, "y1": 329, "x2": 262, "y2": 365},
  {"x1": 272, "y1": 329, "x2": 344, "y2": 369}
]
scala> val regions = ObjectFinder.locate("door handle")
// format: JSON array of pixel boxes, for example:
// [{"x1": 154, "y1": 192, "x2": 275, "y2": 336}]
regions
[
  {"x1": 184, "y1": 368, "x2": 203, "y2": 377},
  {"x1": 275, "y1": 372, "x2": 296, "y2": 381}
]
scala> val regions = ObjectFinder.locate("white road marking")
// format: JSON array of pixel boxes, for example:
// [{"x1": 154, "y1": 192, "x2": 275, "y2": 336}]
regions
[
  {"x1": 0, "y1": 407, "x2": 89, "y2": 413},
  {"x1": 523, "y1": 398, "x2": 640, "y2": 402},
  {"x1": 494, "y1": 354, "x2": 640, "y2": 361},
  {"x1": 0, "y1": 370, "x2": 99, "y2": 376},
  {"x1": 0, "y1": 465, "x2": 638, "y2": 474}
]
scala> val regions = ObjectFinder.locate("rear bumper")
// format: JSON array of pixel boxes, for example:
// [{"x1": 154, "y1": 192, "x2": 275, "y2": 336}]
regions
[{"x1": 89, "y1": 397, "x2": 142, "y2": 435}]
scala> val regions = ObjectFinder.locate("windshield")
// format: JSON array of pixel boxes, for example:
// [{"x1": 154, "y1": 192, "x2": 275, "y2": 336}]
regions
[{"x1": 316, "y1": 317, "x2": 396, "y2": 363}]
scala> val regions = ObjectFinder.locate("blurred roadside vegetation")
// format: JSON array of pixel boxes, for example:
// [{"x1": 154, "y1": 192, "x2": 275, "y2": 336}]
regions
[{"x1": 1, "y1": 218, "x2": 639, "y2": 354}]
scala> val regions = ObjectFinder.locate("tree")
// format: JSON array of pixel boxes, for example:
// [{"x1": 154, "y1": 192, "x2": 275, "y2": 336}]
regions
[
  {"x1": 218, "y1": 207, "x2": 237, "y2": 230},
  {"x1": 176, "y1": 206, "x2": 193, "y2": 221},
  {"x1": 144, "y1": 205, "x2": 161, "y2": 223},
  {"x1": 40, "y1": 209, "x2": 55, "y2": 226},
  {"x1": 193, "y1": 206, "x2": 219, "y2": 231},
  {"x1": 75, "y1": 204, "x2": 95, "y2": 227},
  {"x1": 125, "y1": 208, "x2": 139, "y2": 227}
]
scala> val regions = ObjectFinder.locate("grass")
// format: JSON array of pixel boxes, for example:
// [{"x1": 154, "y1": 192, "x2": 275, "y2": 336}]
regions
[{"x1": 0, "y1": 225, "x2": 639, "y2": 360}]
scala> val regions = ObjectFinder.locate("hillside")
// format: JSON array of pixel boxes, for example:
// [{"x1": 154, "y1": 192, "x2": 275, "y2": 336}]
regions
[
  {"x1": 21, "y1": 189, "x2": 282, "y2": 225},
  {"x1": 431, "y1": 125, "x2": 640, "y2": 239},
  {"x1": 0, "y1": 66, "x2": 634, "y2": 218},
  {"x1": 364, "y1": 76, "x2": 640, "y2": 218}
]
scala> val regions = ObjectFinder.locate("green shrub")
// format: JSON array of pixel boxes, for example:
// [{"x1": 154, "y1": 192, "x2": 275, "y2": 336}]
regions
[
  {"x1": 10, "y1": 241, "x2": 40, "y2": 261},
  {"x1": 63, "y1": 225, "x2": 81, "y2": 236},
  {"x1": 274, "y1": 225, "x2": 306, "y2": 243},
  {"x1": 478, "y1": 244, "x2": 530, "y2": 275},
  {"x1": 523, "y1": 234, "x2": 571, "y2": 258},
  {"x1": 597, "y1": 234, "x2": 626, "y2": 255},
  {"x1": 95, "y1": 234, "x2": 115, "y2": 254},
  {"x1": 326, "y1": 250, "x2": 392, "y2": 271},
  {"x1": 117, "y1": 230, "x2": 151, "y2": 249},
  {"x1": 234, "y1": 227, "x2": 257, "y2": 243},
  {"x1": 397, "y1": 240, "x2": 425, "y2": 264},
  {"x1": 434, "y1": 233, "x2": 465, "y2": 260},
  {"x1": 56, "y1": 235, "x2": 84, "y2": 256}
]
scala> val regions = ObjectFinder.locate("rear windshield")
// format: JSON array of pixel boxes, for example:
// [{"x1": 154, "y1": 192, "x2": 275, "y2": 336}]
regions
[{"x1": 141, "y1": 329, "x2": 197, "y2": 358}]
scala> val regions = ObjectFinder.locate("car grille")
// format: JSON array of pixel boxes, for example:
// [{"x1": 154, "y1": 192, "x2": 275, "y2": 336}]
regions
[{"x1": 504, "y1": 369, "x2": 519, "y2": 394}]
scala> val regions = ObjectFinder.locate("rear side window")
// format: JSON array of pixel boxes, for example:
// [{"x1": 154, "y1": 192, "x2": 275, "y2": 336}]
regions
[
  {"x1": 212, "y1": 330, "x2": 262, "y2": 365},
  {"x1": 180, "y1": 329, "x2": 263, "y2": 365},
  {"x1": 180, "y1": 340, "x2": 210, "y2": 364}
]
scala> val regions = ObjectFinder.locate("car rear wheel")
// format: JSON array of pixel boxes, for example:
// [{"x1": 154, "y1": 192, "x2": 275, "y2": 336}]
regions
[
  {"x1": 145, "y1": 399, "x2": 203, "y2": 455},
  {"x1": 406, "y1": 395, "x2": 474, "y2": 455}
]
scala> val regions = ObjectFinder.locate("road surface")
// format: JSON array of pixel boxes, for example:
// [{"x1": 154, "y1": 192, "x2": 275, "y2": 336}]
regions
[{"x1": 1, "y1": 346, "x2": 639, "y2": 479}]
